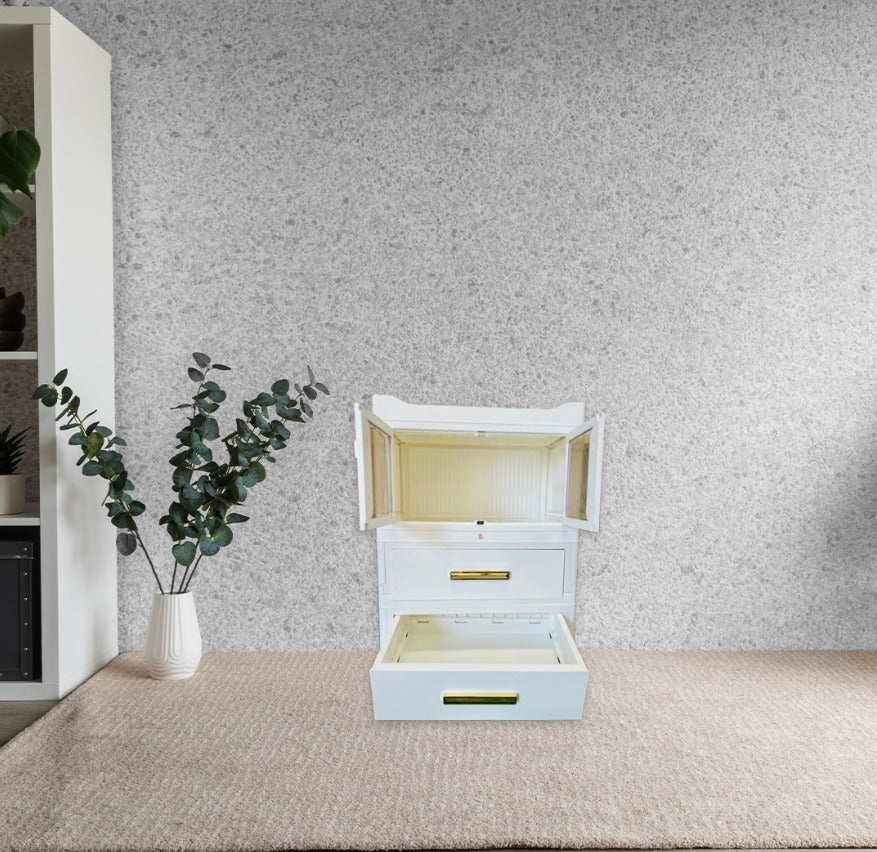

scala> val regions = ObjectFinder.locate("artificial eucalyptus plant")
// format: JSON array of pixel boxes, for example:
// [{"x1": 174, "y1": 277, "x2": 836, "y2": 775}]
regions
[
  {"x1": 34, "y1": 353, "x2": 328, "y2": 594},
  {"x1": 0, "y1": 113, "x2": 40, "y2": 236}
]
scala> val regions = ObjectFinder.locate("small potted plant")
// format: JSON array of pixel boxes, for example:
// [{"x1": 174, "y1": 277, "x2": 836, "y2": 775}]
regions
[
  {"x1": 0, "y1": 423, "x2": 27, "y2": 514},
  {"x1": 35, "y1": 353, "x2": 329, "y2": 679}
]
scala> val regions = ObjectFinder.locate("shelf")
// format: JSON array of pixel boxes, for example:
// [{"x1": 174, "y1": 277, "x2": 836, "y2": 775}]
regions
[
  {"x1": 0, "y1": 504, "x2": 39, "y2": 526},
  {"x1": 0, "y1": 351, "x2": 37, "y2": 360}
]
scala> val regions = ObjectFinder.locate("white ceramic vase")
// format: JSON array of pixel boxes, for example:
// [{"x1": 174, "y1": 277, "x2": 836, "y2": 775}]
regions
[
  {"x1": 143, "y1": 592, "x2": 202, "y2": 680},
  {"x1": 0, "y1": 474, "x2": 25, "y2": 515}
]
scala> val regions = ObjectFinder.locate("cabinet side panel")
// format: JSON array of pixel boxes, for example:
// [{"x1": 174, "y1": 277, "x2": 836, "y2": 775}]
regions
[{"x1": 37, "y1": 22, "x2": 116, "y2": 692}]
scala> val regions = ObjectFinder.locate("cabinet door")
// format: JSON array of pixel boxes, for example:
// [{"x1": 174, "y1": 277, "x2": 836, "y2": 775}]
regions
[
  {"x1": 562, "y1": 413, "x2": 604, "y2": 532},
  {"x1": 354, "y1": 404, "x2": 399, "y2": 530}
]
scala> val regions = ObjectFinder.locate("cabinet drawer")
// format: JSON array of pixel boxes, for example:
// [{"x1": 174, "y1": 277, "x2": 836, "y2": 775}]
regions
[
  {"x1": 370, "y1": 612, "x2": 588, "y2": 720},
  {"x1": 387, "y1": 548, "x2": 564, "y2": 600}
]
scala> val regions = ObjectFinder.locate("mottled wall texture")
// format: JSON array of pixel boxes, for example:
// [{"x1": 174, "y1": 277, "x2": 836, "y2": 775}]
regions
[{"x1": 42, "y1": 0, "x2": 877, "y2": 650}]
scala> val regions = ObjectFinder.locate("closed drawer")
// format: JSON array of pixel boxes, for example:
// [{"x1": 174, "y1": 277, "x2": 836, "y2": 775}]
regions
[
  {"x1": 387, "y1": 548, "x2": 564, "y2": 601},
  {"x1": 370, "y1": 612, "x2": 589, "y2": 720}
]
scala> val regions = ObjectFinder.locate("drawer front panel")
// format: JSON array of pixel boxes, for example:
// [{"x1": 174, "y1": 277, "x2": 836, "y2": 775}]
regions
[
  {"x1": 371, "y1": 667, "x2": 588, "y2": 720},
  {"x1": 387, "y1": 548, "x2": 564, "y2": 600}
]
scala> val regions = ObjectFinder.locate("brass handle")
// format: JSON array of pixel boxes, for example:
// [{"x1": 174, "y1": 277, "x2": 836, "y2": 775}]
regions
[
  {"x1": 443, "y1": 691, "x2": 519, "y2": 706},
  {"x1": 449, "y1": 570, "x2": 510, "y2": 581}
]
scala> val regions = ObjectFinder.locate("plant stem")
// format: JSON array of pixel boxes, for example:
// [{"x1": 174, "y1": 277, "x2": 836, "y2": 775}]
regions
[
  {"x1": 181, "y1": 552, "x2": 203, "y2": 594},
  {"x1": 67, "y1": 405, "x2": 165, "y2": 594},
  {"x1": 170, "y1": 561, "x2": 179, "y2": 595},
  {"x1": 135, "y1": 529, "x2": 165, "y2": 595}
]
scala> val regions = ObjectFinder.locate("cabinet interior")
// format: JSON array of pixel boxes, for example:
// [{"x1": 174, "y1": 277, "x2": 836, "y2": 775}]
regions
[
  {"x1": 391, "y1": 429, "x2": 567, "y2": 523},
  {"x1": 380, "y1": 614, "x2": 580, "y2": 666}
]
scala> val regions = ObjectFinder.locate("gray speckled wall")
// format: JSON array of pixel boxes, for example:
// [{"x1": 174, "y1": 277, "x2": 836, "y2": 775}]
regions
[{"x1": 27, "y1": 0, "x2": 877, "y2": 650}]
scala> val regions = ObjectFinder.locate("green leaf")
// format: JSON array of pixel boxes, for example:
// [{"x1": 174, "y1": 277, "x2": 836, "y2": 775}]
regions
[
  {"x1": 303, "y1": 385, "x2": 317, "y2": 400},
  {"x1": 52, "y1": 368, "x2": 68, "y2": 385},
  {"x1": 230, "y1": 479, "x2": 247, "y2": 503},
  {"x1": 127, "y1": 500, "x2": 146, "y2": 517},
  {"x1": 172, "y1": 466, "x2": 191, "y2": 490},
  {"x1": 226, "y1": 513, "x2": 249, "y2": 524},
  {"x1": 213, "y1": 524, "x2": 233, "y2": 547},
  {"x1": 198, "y1": 537, "x2": 221, "y2": 557},
  {"x1": 0, "y1": 136, "x2": 33, "y2": 194},
  {"x1": 188, "y1": 367, "x2": 204, "y2": 382},
  {"x1": 116, "y1": 531, "x2": 137, "y2": 557},
  {"x1": 60, "y1": 386, "x2": 73, "y2": 404},
  {"x1": 82, "y1": 460, "x2": 102, "y2": 476},
  {"x1": 180, "y1": 484, "x2": 205, "y2": 511},
  {"x1": 110, "y1": 436, "x2": 127, "y2": 447},
  {"x1": 111, "y1": 512, "x2": 136, "y2": 530},
  {"x1": 192, "y1": 352, "x2": 210, "y2": 368},
  {"x1": 191, "y1": 438, "x2": 212, "y2": 462},
  {"x1": 0, "y1": 192, "x2": 24, "y2": 237},
  {"x1": 212, "y1": 363, "x2": 231, "y2": 371},
  {"x1": 255, "y1": 392, "x2": 274, "y2": 407},
  {"x1": 271, "y1": 379, "x2": 289, "y2": 396},
  {"x1": 68, "y1": 433, "x2": 86, "y2": 446},
  {"x1": 0, "y1": 128, "x2": 40, "y2": 193},
  {"x1": 164, "y1": 520, "x2": 184, "y2": 541},
  {"x1": 250, "y1": 409, "x2": 271, "y2": 432},
  {"x1": 94, "y1": 425, "x2": 112, "y2": 438},
  {"x1": 172, "y1": 540, "x2": 197, "y2": 567},
  {"x1": 201, "y1": 418, "x2": 220, "y2": 441}
]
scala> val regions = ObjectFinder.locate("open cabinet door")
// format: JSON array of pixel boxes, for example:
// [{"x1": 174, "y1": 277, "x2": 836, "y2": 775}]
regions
[
  {"x1": 354, "y1": 404, "x2": 400, "y2": 530},
  {"x1": 562, "y1": 413, "x2": 604, "y2": 532}
]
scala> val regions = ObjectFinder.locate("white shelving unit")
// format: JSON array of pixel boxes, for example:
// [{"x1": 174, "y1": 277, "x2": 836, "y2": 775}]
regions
[{"x1": 0, "y1": 8, "x2": 116, "y2": 700}]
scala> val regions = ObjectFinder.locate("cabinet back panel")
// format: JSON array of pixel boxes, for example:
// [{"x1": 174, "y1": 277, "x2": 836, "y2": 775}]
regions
[{"x1": 400, "y1": 444, "x2": 546, "y2": 521}]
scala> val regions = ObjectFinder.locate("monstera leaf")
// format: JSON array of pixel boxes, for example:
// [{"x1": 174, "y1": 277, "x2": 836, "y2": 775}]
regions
[{"x1": 0, "y1": 128, "x2": 40, "y2": 237}]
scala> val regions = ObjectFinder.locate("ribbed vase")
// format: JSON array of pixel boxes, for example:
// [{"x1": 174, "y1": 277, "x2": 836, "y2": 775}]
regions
[{"x1": 143, "y1": 592, "x2": 202, "y2": 680}]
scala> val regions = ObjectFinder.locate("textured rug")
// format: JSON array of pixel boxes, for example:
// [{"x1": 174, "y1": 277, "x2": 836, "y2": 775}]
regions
[{"x1": 0, "y1": 651, "x2": 874, "y2": 851}]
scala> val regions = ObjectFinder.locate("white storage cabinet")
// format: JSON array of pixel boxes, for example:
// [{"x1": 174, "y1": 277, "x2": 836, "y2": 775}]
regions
[{"x1": 355, "y1": 395, "x2": 604, "y2": 720}]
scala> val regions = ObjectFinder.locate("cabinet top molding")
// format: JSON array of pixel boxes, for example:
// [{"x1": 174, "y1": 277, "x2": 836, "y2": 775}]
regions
[{"x1": 371, "y1": 394, "x2": 587, "y2": 433}]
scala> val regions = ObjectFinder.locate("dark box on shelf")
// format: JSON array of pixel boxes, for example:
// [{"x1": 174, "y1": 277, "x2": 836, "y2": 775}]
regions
[{"x1": 0, "y1": 539, "x2": 36, "y2": 681}]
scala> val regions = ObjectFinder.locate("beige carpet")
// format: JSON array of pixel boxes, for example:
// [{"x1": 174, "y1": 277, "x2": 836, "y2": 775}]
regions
[{"x1": 0, "y1": 651, "x2": 874, "y2": 851}]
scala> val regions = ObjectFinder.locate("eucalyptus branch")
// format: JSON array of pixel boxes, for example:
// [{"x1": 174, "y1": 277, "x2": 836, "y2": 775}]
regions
[
  {"x1": 66, "y1": 405, "x2": 165, "y2": 594},
  {"x1": 37, "y1": 356, "x2": 328, "y2": 597},
  {"x1": 34, "y1": 370, "x2": 165, "y2": 594}
]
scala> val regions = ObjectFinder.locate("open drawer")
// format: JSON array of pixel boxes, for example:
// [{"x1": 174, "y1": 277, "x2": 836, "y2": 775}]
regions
[{"x1": 370, "y1": 613, "x2": 589, "y2": 720}]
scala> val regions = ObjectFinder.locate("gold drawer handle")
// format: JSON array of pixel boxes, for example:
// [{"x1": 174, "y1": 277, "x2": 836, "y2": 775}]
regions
[
  {"x1": 443, "y1": 691, "x2": 519, "y2": 706},
  {"x1": 449, "y1": 570, "x2": 510, "y2": 581}
]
